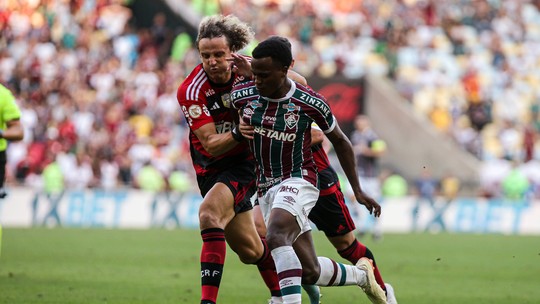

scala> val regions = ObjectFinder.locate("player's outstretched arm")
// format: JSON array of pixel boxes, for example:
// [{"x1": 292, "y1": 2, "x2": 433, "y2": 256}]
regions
[
  {"x1": 193, "y1": 123, "x2": 242, "y2": 157},
  {"x1": 326, "y1": 123, "x2": 382, "y2": 217}
]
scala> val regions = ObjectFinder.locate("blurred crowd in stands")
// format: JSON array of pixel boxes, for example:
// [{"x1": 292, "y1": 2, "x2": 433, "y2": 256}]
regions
[
  {"x1": 1, "y1": 0, "x2": 539, "y2": 199},
  {"x1": 0, "y1": 0, "x2": 196, "y2": 193}
]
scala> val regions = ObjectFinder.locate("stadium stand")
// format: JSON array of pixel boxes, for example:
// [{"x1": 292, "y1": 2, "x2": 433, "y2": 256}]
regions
[{"x1": 1, "y1": 0, "x2": 539, "y2": 198}]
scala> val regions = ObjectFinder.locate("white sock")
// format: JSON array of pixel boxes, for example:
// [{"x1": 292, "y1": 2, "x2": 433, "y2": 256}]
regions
[
  {"x1": 271, "y1": 246, "x2": 302, "y2": 304},
  {"x1": 315, "y1": 256, "x2": 366, "y2": 286}
]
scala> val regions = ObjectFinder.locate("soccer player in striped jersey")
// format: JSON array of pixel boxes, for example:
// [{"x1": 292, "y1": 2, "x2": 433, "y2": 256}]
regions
[
  {"x1": 177, "y1": 15, "x2": 280, "y2": 304},
  {"x1": 231, "y1": 36, "x2": 387, "y2": 304}
]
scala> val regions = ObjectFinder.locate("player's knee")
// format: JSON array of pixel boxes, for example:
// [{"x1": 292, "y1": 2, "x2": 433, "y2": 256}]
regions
[
  {"x1": 265, "y1": 231, "x2": 289, "y2": 250},
  {"x1": 266, "y1": 225, "x2": 297, "y2": 250},
  {"x1": 198, "y1": 208, "x2": 224, "y2": 228}
]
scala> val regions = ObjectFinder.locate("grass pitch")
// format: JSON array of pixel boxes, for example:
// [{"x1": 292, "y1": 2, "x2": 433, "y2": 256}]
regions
[{"x1": 0, "y1": 228, "x2": 539, "y2": 303}]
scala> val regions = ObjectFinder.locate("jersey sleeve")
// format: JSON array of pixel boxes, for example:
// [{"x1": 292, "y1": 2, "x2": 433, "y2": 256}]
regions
[
  {"x1": 296, "y1": 85, "x2": 336, "y2": 134},
  {"x1": 321, "y1": 115, "x2": 336, "y2": 134},
  {"x1": 307, "y1": 94, "x2": 336, "y2": 134},
  {"x1": 177, "y1": 84, "x2": 213, "y2": 131},
  {"x1": 230, "y1": 80, "x2": 255, "y2": 110}
]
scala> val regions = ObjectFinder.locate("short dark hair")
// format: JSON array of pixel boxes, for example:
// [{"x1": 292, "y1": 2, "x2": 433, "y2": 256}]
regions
[
  {"x1": 252, "y1": 36, "x2": 293, "y2": 68},
  {"x1": 266, "y1": 35, "x2": 291, "y2": 50}
]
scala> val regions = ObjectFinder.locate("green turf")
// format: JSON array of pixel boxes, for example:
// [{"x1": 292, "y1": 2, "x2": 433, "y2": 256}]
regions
[{"x1": 0, "y1": 228, "x2": 539, "y2": 303}]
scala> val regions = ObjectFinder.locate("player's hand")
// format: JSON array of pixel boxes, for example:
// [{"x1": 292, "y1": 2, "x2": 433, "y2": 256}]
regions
[
  {"x1": 227, "y1": 53, "x2": 252, "y2": 78},
  {"x1": 355, "y1": 192, "x2": 382, "y2": 217},
  {"x1": 239, "y1": 118, "x2": 254, "y2": 140}
]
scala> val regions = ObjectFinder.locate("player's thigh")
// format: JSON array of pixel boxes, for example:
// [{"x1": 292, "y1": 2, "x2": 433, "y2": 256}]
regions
[
  {"x1": 225, "y1": 210, "x2": 263, "y2": 263},
  {"x1": 266, "y1": 208, "x2": 301, "y2": 247},
  {"x1": 268, "y1": 178, "x2": 318, "y2": 238},
  {"x1": 199, "y1": 183, "x2": 236, "y2": 228}
]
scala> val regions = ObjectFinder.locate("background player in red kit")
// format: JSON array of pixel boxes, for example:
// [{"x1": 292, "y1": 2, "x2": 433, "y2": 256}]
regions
[{"x1": 177, "y1": 15, "x2": 280, "y2": 304}]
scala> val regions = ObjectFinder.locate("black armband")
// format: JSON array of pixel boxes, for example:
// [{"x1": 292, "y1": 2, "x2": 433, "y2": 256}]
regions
[
  {"x1": 0, "y1": 130, "x2": 4, "y2": 138},
  {"x1": 231, "y1": 125, "x2": 245, "y2": 142}
]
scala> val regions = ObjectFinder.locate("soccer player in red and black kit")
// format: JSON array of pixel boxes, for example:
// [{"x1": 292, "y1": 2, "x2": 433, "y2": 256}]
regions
[{"x1": 177, "y1": 15, "x2": 280, "y2": 304}]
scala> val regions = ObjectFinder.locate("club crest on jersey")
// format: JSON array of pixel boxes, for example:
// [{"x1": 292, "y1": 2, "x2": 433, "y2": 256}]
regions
[
  {"x1": 282, "y1": 102, "x2": 299, "y2": 112},
  {"x1": 284, "y1": 112, "x2": 299, "y2": 129},
  {"x1": 188, "y1": 105, "x2": 202, "y2": 118},
  {"x1": 249, "y1": 100, "x2": 262, "y2": 109},
  {"x1": 243, "y1": 107, "x2": 254, "y2": 117},
  {"x1": 221, "y1": 93, "x2": 231, "y2": 108}
]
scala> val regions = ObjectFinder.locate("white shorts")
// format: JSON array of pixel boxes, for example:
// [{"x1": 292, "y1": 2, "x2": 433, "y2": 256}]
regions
[{"x1": 258, "y1": 178, "x2": 319, "y2": 236}]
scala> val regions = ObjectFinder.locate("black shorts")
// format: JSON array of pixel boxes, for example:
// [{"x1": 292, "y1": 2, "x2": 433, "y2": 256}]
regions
[
  {"x1": 308, "y1": 184, "x2": 356, "y2": 237},
  {"x1": 0, "y1": 150, "x2": 6, "y2": 188},
  {"x1": 197, "y1": 159, "x2": 256, "y2": 214}
]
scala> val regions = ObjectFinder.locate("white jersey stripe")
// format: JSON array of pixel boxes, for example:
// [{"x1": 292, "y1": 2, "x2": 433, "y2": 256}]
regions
[
  {"x1": 324, "y1": 116, "x2": 337, "y2": 134},
  {"x1": 188, "y1": 69, "x2": 205, "y2": 100},
  {"x1": 187, "y1": 69, "x2": 206, "y2": 101},
  {"x1": 186, "y1": 69, "x2": 204, "y2": 100}
]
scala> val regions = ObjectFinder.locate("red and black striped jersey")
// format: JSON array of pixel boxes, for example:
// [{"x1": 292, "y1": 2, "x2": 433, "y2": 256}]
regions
[{"x1": 177, "y1": 64, "x2": 251, "y2": 176}]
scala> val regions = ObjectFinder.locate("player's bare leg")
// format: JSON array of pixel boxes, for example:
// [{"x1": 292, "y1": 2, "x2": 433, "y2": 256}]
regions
[
  {"x1": 198, "y1": 183, "x2": 236, "y2": 304},
  {"x1": 266, "y1": 208, "x2": 304, "y2": 303},
  {"x1": 198, "y1": 183, "x2": 277, "y2": 303},
  {"x1": 328, "y1": 233, "x2": 388, "y2": 293},
  {"x1": 255, "y1": 204, "x2": 321, "y2": 303},
  {"x1": 225, "y1": 201, "x2": 281, "y2": 301},
  {"x1": 266, "y1": 209, "x2": 385, "y2": 304},
  {"x1": 226, "y1": 211, "x2": 264, "y2": 263},
  {"x1": 199, "y1": 184, "x2": 236, "y2": 230}
]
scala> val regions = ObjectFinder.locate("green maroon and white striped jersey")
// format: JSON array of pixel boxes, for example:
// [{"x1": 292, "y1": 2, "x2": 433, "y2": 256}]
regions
[{"x1": 231, "y1": 79, "x2": 336, "y2": 194}]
